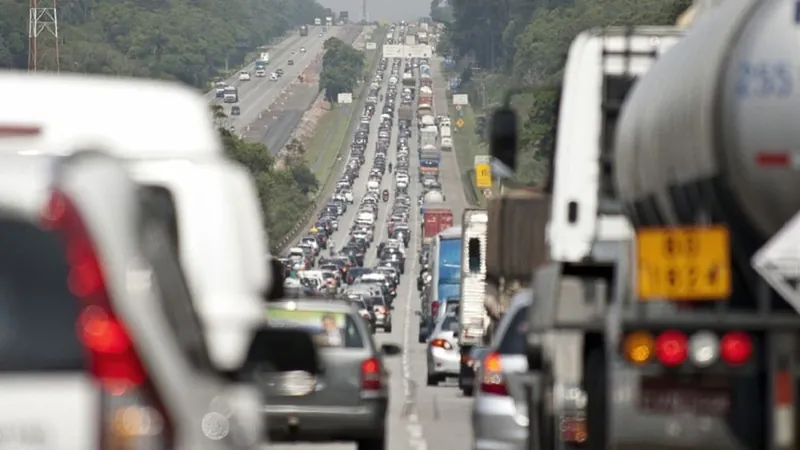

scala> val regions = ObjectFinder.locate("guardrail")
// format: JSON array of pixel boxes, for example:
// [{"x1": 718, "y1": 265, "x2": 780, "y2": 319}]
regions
[{"x1": 270, "y1": 27, "x2": 385, "y2": 254}]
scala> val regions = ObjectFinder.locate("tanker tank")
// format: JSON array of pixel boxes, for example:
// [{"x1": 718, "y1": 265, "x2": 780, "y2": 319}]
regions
[
  {"x1": 423, "y1": 190, "x2": 444, "y2": 204},
  {"x1": 615, "y1": 0, "x2": 800, "y2": 248}
]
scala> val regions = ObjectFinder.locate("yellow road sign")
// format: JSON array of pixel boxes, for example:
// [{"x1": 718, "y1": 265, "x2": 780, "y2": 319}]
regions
[
  {"x1": 636, "y1": 226, "x2": 731, "y2": 301},
  {"x1": 456, "y1": 118, "x2": 465, "y2": 128},
  {"x1": 474, "y1": 163, "x2": 492, "y2": 188}
]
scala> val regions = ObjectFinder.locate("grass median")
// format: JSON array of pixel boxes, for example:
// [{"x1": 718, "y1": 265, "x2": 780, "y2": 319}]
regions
[{"x1": 449, "y1": 103, "x2": 491, "y2": 207}]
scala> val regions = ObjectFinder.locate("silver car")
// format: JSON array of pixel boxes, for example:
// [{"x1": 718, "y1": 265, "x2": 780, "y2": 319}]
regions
[
  {"x1": 426, "y1": 313, "x2": 461, "y2": 385},
  {"x1": 261, "y1": 300, "x2": 401, "y2": 448},
  {"x1": 472, "y1": 295, "x2": 531, "y2": 450}
]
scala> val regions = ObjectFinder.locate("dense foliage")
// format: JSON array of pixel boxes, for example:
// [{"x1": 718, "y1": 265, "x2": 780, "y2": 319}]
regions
[
  {"x1": 319, "y1": 37, "x2": 365, "y2": 103},
  {"x1": 437, "y1": 0, "x2": 691, "y2": 185},
  {"x1": 213, "y1": 106, "x2": 318, "y2": 241},
  {"x1": 0, "y1": 0, "x2": 327, "y2": 88}
]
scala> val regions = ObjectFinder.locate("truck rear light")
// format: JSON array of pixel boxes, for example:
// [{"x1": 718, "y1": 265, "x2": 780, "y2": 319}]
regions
[
  {"x1": 361, "y1": 358, "x2": 383, "y2": 392},
  {"x1": 655, "y1": 330, "x2": 688, "y2": 367},
  {"x1": 42, "y1": 190, "x2": 174, "y2": 449},
  {"x1": 720, "y1": 331, "x2": 752, "y2": 365},
  {"x1": 431, "y1": 339, "x2": 452, "y2": 350},
  {"x1": 479, "y1": 352, "x2": 508, "y2": 396}
]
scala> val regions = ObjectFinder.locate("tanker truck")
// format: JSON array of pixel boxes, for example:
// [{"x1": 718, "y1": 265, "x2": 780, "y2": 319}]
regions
[
  {"x1": 605, "y1": 2, "x2": 800, "y2": 448},
  {"x1": 496, "y1": 4, "x2": 800, "y2": 450}
]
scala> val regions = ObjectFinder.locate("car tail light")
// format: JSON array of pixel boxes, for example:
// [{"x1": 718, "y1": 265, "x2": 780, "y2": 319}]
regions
[
  {"x1": 361, "y1": 358, "x2": 383, "y2": 393},
  {"x1": 655, "y1": 330, "x2": 688, "y2": 367},
  {"x1": 721, "y1": 331, "x2": 752, "y2": 365},
  {"x1": 431, "y1": 301, "x2": 439, "y2": 317},
  {"x1": 480, "y1": 351, "x2": 508, "y2": 396},
  {"x1": 42, "y1": 190, "x2": 174, "y2": 448},
  {"x1": 431, "y1": 339, "x2": 452, "y2": 350}
]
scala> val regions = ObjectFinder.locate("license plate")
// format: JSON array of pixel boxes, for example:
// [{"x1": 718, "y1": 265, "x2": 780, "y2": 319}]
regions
[
  {"x1": 261, "y1": 371, "x2": 317, "y2": 397},
  {"x1": 640, "y1": 385, "x2": 730, "y2": 416}
]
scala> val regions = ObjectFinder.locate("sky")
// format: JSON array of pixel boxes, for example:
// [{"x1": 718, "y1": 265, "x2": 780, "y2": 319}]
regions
[{"x1": 318, "y1": 0, "x2": 430, "y2": 22}]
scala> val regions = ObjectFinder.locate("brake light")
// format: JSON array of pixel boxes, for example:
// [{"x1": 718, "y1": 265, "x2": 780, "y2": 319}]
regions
[
  {"x1": 431, "y1": 339, "x2": 452, "y2": 350},
  {"x1": 480, "y1": 352, "x2": 508, "y2": 396},
  {"x1": 431, "y1": 301, "x2": 439, "y2": 317},
  {"x1": 361, "y1": 358, "x2": 383, "y2": 392},
  {"x1": 721, "y1": 331, "x2": 752, "y2": 365},
  {"x1": 42, "y1": 190, "x2": 174, "y2": 448},
  {"x1": 655, "y1": 330, "x2": 688, "y2": 367}
]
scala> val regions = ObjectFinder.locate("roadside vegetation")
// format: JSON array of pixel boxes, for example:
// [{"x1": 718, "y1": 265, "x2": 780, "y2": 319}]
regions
[
  {"x1": 212, "y1": 105, "x2": 318, "y2": 241},
  {"x1": 319, "y1": 37, "x2": 365, "y2": 103},
  {"x1": 434, "y1": 0, "x2": 691, "y2": 186},
  {"x1": 0, "y1": 0, "x2": 327, "y2": 89}
]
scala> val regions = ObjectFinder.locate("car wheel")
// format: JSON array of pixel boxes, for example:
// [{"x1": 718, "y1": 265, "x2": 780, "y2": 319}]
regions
[
  {"x1": 418, "y1": 334, "x2": 426, "y2": 343},
  {"x1": 426, "y1": 374, "x2": 440, "y2": 386},
  {"x1": 357, "y1": 436, "x2": 385, "y2": 450}
]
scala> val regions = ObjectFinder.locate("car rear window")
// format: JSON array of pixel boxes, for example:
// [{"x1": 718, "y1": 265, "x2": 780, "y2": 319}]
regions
[
  {"x1": 0, "y1": 219, "x2": 83, "y2": 371},
  {"x1": 266, "y1": 307, "x2": 365, "y2": 349},
  {"x1": 498, "y1": 306, "x2": 530, "y2": 355}
]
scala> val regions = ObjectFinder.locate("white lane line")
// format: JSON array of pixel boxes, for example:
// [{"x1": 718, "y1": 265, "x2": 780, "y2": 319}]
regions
[{"x1": 401, "y1": 60, "x2": 426, "y2": 450}]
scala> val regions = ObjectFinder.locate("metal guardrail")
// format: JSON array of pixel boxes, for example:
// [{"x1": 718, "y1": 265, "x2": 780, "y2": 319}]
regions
[{"x1": 270, "y1": 27, "x2": 386, "y2": 254}]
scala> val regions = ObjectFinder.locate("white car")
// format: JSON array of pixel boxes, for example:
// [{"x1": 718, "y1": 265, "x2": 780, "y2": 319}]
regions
[
  {"x1": 239, "y1": 71, "x2": 251, "y2": 81},
  {"x1": 270, "y1": 72, "x2": 278, "y2": 81},
  {"x1": 300, "y1": 47, "x2": 307, "y2": 53}
]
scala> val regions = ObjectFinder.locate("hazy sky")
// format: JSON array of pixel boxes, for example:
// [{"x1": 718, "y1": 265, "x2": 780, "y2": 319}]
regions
[{"x1": 319, "y1": 0, "x2": 429, "y2": 22}]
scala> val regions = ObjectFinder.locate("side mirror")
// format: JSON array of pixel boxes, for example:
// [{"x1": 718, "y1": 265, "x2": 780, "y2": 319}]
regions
[
  {"x1": 240, "y1": 326, "x2": 324, "y2": 375},
  {"x1": 380, "y1": 343, "x2": 402, "y2": 356}
]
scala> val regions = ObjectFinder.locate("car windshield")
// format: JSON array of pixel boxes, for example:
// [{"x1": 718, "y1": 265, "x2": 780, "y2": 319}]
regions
[{"x1": 440, "y1": 316, "x2": 459, "y2": 333}]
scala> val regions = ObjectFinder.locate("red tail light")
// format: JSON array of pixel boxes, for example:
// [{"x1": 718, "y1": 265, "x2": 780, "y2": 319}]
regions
[
  {"x1": 721, "y1": 331, "x2": 752, "y2": 365},
  {"x1": 361, "y1": 358, "x2": 382, "y2": 392},
  {"x1": 431, "y1": 339, "x2": 452, "y2": 350},
  {"x1": 431, "y1": 301, "x2": 439, "y2": 317},
  {"x1": 655, "y1": 330, "x2": 688, "y2": 367},
  {"x1": 480, "y1": 352, "x2": 508, "y2": 396},
  {"x1": 42, "y1": 190, "x2": 174, "y2": 447}
]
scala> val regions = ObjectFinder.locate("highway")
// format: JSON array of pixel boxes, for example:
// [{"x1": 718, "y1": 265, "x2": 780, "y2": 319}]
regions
[
  {"x1": 208, "y1": 25, "x2": 351, "y2": 138},
  {"x1": 241, "y1": 25, "x2": 363, "y2": 154},
  {"x1": 273, "y1": 53, "x2": 473, "y2": 450}
]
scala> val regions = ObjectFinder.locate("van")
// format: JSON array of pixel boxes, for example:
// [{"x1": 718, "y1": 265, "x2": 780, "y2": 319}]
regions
[
  {"x1": 0, "y1": 73, "x2": 269, "y2": 374},
  {"x1": 441, "y1": 137, "x2": 453, "y2": 151}
]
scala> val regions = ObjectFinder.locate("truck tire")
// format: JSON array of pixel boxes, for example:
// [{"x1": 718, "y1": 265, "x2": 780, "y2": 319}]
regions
[{"x1": 357, "y1": 436, "x2": 385, "y2": 450}]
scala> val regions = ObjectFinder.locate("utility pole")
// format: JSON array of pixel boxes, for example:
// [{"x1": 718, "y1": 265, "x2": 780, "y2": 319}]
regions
[
  {"x1": 28, "y1": 0, "x2": 60, "y2": 73},
  {"x1": 362, "y1": 0, "x2": 367, "y2": 23}
]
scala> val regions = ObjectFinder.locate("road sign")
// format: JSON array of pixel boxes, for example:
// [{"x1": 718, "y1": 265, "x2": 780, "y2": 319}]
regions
[
  {"x1": 753, "y1": 211, "x2": 800, "y2": 313},
  {"x1": 636, "y1": 226, "x2": 731, "y2": 301},
  {"x1": 474, "y1": 155, "x2": 492, "y2": 188},
  {"x1": 455, "y1": 105, "x2": 462, "y2": 111},
  {"x1": 366, "y1": 42, "x2": 377, "y2": 50},
  {"x1": 453, "y1": 94, "x2": 469, "y2": 105},
  {"x1": 456, "y1": 118, "x2": 465, "y2": 128},
  {"x1": 337, "y1": 92, "x2": 353, "y2": 104},
  {"x1": 382, "y1": 44, "x2": 402, "y2": 58}
]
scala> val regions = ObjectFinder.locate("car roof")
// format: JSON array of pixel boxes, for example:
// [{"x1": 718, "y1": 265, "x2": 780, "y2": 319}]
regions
[
  {"x1": 269, "y1": 299, "x2": 355, "y2": 313},
  {"x1": 0, "y1": 71, "x2": 221, "y2": 158}
]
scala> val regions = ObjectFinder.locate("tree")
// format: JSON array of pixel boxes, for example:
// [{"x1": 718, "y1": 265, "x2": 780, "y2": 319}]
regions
[
  {"x1": 0, "y1": 0, "x2": 329, "y2": 88},
  {"x1": 319, "y1": 37, "x2": 365, "y2": 103}
]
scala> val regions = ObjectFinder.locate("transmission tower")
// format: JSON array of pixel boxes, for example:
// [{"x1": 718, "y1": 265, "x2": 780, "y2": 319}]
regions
[
  {"x1": 362, "y1": 0, "x2": 367, "y2": 23},
  {"x1": 28, "y1": 0, "x2": 60, "y2": 73}
]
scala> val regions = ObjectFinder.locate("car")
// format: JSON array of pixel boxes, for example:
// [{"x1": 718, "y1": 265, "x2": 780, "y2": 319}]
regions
[
  {"x1": 239, "y1": 70, "x2": 251, "y2": 81},
  {"x1": 319, "y1": 32, "x2": 323, "y2": 37},
  {"x1": 0, "y1": 151, "x2": 265, "y2": 449},
  {"x1": 231, "y1": 105, "x2": 241, "y2": 116},
  {"x1": 300, "y1": 46, "x2": 307, "y2": 52},
  {"x1": 288, "y1": 59, "x2": 294, "y2": 65},
  {"x1": 1, "y1": 72, "x2": 271, "y2": 376},
  {"x1": 270, "y1": 72, "x2": 278, "y2": 80},
  {"x1": 426, "y1": 313, "x2": 461, "y2": 385},
  {"x1": 263, "y1": 300, "x2": 401, "y2": 448},
  {"x1": 276, "y1": 68, "x2": 284, "y2": 76}
]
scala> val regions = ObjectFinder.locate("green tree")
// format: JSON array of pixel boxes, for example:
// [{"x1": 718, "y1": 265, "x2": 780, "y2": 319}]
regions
[{"x1": 319, "y1": 37, "x2": 364, "y2": 103}]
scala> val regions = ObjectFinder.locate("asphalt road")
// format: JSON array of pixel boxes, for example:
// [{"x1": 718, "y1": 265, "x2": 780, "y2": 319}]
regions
[
  {"x1": 242, "y1": 26, "x2": 363, "y2": 154},
  {"x1": 209, "y1": 25, "x2": 349, "y2": 137},
  {"x1": 273, "y1": 53, "x2": 473, "y2": 450}
]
